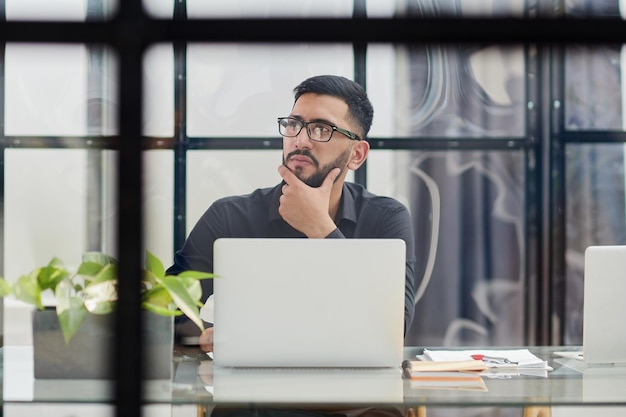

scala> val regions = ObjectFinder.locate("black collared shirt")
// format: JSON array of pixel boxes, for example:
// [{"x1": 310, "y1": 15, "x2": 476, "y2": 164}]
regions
[{"x1": 168, "y1": 181, "x2": 416, "y2": 333}]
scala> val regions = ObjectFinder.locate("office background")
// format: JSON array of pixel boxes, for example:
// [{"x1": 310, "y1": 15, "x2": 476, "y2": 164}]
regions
[{"x1": 1, "y1": 0, "x2": 626, "y2": 356}]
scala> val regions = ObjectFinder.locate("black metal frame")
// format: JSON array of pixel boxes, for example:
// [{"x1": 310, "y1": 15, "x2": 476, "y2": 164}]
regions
[{"x1": 2, "y1": 1, "x2": 626, "y2": 415}]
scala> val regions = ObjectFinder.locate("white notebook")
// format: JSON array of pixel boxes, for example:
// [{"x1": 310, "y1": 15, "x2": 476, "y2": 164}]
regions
[
  {"x1": 583, "y1": 245, "x2": 626, "y2": 365},
  {"x1": 212, "y1": 238, "x2": 406, "y2": 368}
]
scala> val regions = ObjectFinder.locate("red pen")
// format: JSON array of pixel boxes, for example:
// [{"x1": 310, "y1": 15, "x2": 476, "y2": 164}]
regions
[{"x1": 471, "y1": 354, "x2": 517, "y2": 364}]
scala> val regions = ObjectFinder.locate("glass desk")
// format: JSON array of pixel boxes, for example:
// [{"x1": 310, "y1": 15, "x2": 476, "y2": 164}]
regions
[{"x1": 3, "y1": 346, "x2": 626, "y2": 416}]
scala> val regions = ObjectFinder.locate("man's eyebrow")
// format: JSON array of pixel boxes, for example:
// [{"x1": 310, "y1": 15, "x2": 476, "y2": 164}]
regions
[{"x1": 289, "y1": 114, "x2": 334, "y2": 125}]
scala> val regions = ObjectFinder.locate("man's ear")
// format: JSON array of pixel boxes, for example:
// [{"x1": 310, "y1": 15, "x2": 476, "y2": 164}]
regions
[{"x1": 347, "y1": 140, "x2": 370, "y2": 171}]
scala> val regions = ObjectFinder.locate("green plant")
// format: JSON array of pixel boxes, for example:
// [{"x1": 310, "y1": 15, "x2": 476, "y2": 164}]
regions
[{"x1": 0, "y1": 251, "x2": 213, "y2": 343}]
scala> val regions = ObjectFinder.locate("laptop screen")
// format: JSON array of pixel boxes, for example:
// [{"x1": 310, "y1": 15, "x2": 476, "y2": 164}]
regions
[{"x1": 212, "y1": 238, "x2": 406, "y2": 368}]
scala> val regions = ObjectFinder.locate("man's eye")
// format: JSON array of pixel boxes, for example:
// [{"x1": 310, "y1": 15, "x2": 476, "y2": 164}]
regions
[{"x1": 313, "y1": 124, "x2": 330, "y2": 134}]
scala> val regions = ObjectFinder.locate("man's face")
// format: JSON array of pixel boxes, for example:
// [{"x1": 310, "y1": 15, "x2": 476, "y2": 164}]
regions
[{"x1": 282, "y1": 93, "x2": 359, "y2": 188}]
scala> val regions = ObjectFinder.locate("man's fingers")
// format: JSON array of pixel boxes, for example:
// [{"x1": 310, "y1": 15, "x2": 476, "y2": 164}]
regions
[
  {"x1": 278, "y1": 164, "x2": 301, "y2": 185},
  {"x1": 321, "y1": 167, "x2": 341, "y2": 190},
  {"x1": 199, "y1": 327, "x2": 214, "y2": 353}
]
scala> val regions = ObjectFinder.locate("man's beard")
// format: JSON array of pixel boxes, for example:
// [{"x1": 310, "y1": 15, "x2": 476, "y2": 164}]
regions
[{"x1": 283, "y1": 148, "x2": 351, "y2": 188}]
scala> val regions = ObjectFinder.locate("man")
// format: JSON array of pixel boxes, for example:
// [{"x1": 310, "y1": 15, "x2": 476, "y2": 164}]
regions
[{"x1": 167, "y1": 74, "x2": 416, "y2": 352}]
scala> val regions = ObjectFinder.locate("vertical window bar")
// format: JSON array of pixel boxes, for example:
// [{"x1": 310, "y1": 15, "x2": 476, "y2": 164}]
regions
[
  {"x1": 115, "y1": 2, "x2": 145, "y2": 417},
  {"x1": 173, "y1": 0, "x2": 188, "y2": 253},
  {"x1": 353, "y1": 0, "x2": 367, "y2": 187},
  {"x1": 86, "y1": 0, "x2": 105, "y2": 252},
  {"x1": 0, "y1": 0, "x2": 6, "y2": 344}
]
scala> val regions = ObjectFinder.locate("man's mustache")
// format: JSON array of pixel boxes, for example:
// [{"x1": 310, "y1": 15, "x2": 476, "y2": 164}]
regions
[{"x1": 285, "y1": 150, "x2": 319, "y2": 168}]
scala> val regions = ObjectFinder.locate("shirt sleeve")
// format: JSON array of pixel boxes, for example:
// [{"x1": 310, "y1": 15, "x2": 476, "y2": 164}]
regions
[{"x1": 377, "y1": 203, "x2": 417, "y2": 336}]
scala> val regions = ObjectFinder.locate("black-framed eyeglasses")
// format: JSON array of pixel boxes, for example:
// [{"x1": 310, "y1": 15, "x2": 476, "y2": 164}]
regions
[{"x1": 277, "y1": 117, "x2": 361, "y2": 142}]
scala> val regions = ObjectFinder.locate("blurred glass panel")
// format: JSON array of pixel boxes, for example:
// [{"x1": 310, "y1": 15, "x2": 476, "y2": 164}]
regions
[
  {"x1": 564, "y1": 0, "x2": 622, "y2": 18},
  {"x1": 186, "y1": 150, "x2": 282, "y2": 231},
  {"x1": 186, "y1": 43, "x2": 353, "y2": 137},
  {"x1": 143, "y1": 0, "x2": 173, "y2": 18},
  {"x1": 369, "y1": 150, "x2": 526, "y2": 346},
  {"x1": 367, "y1": 44, "x2": 396, "y2": 138},
  {"x1": 564, "y1": 45, "x2": 623, "y2": 130},
  {"x1": 143, "y1": 44, "x2": 174, "y2": 137},
  {"x1": 6, "y1": 0, "x2": 116, "y2": 21},
  {"x1": 5, "y1": 44, "x2": 88, "y2": 136},
  {"x1": 564, "y1": 144, "x2": 626, "y2": 344},
  {"x1": 144, "y1": 150, "x2": 174, "y2": 266},
  {"x1": 394, "y1": 0, "x2": 525, "y2": 19},
  {"x1": 395, "y1": 44, "x2": 526, "y2": 138},
  {"x1": 4, "y1": 149, "x2": 90, "y2": 345},
  {"x1": 186, "y1": 0, "x2": 351, "y2": 18}
]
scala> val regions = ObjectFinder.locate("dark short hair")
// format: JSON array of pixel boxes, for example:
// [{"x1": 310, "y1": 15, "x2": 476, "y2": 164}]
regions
[{"x1": 293, "y1": 75, "x2": 374, "y2": 139}]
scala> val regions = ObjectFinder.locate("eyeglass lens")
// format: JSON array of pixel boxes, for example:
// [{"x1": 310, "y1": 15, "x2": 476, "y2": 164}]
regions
[{"x1": 279, "y1": 118, "x2": 333, "y2": 142}]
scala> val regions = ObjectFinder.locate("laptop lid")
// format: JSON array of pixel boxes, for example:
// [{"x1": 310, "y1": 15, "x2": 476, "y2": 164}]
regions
[
  {"x1": 583, "y1": 245, "x2": 626, "y2": 365},
  {"x1": 212, "y1": 238, "x2": 406, "y2": 368}
]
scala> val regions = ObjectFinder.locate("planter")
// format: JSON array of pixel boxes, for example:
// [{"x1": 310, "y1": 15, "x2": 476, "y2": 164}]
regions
[{"x1": 32, "y1": 308, "x2": 174, "y2": 380}]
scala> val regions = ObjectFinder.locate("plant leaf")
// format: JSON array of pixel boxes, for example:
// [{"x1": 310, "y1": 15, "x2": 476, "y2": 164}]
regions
[
  {"x1": 142, "y1": 301, "x2": 183, "y2": 317},
  {"x1": 143, "y1": 286, "x2": 173, "y2": 307},
  {"x1": 178, "y1": 270, "x2": 215, "y2": 280},
  {"x1": 91, "y1": 263, "x2": 117, "y2": 284},
  {"x1": 84, "y1": 280, "x2": 117, "y2": 314},
  {"x1": 0, "y1": 277, "x2": 12, "y2": 297},
  {"x1": 159, "y1": 275, "x2": 204, "y2": 331},
  {"x1": 57, "y1": 297, "x2": 88, "y2": 344},
  {"x1": 37, "y1": 259, "x2": 70, "y2": 291},
  {"x1": 13, "y1": 270, "x2": 44, "y2": 309},
  {"x1": 145, "y1": 251, "x2": 165, "y2": 279},
  {"x1": 76, "y1": 261, "x2": 107, "y2": 279},
  {"x1": 82, "y1": 252, "x2": 117, "y2": 266}
]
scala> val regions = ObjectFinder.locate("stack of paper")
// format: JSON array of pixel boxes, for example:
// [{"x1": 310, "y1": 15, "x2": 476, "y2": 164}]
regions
[
  {"x1": 420, "y1": 349, "x2": 553, "y2": 378},
  {"x1": 402, "y1": 359, "x2": 488, "y2": 391},
  {"x1": 423, "y1": 349, "x2": 551, "y2": 369}
]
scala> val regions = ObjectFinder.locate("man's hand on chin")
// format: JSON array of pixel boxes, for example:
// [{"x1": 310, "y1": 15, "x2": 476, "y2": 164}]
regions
[{"x1": 277, "y1": 165, "x2": 340, "y2": 238}]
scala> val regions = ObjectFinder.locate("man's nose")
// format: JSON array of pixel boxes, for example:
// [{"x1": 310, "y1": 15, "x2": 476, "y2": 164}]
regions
[{"x1": 295, "y1": 127, "x2": 313, "y2": 148}]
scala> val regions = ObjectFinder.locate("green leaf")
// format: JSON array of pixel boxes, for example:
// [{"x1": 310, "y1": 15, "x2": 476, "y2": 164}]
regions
[
  {"x1": 55, "y1": 278, "x2": 74, "y2": 314},
  {"x1": 37, "y1": 259, "x2": 70, "y2": 291},
  {"x1": 76, "y1": 261, "x2": 107, "y2": 279},
  {"x1": 159, "y1": 275, "x2": 204, "y2": 331},
  {"x1": 13, "y1": 270, "x2": 44, "y2": 309},
  {"x1": 91, "y1": 263, "x2": 117, "y2": 284},
  {"x1": 145, "y1": 251, "x2": 165, "y2": 279},
  {"x1": 142, "y1": 286, "x2": 173, "y2": 307},
  {"x1": 82, "y1": 252, "x2": 117, "y2": 266},
  {"x1": 0, "y1": 277, "x2": 12, "y2": 297},
  {"x1": 178, "y1": 270, "x2": 215, "y2": 280},
  {"x1": 142, "y1": 269, "x2": 159, "y2": 286},
  {"x1": 142, "y1": 301, "x2": 183, "y2": 317},
  {"x1": 57, "y1": 298, "x2": 88, "y2": 344}
]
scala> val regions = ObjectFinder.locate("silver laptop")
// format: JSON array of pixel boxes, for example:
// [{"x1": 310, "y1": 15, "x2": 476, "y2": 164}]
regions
[
  {"x1": 212, "y1": 238, "x2": 406, "y2": 367},
  {"x1": 583, "y1": 245, "x2": 626, "y2": 365}
]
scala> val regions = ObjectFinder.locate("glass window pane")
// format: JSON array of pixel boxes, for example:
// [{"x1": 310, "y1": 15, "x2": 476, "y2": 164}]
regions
[
  {"x1": 186, "y1": 150, "x2": 282, "y2": 231},
  {"x1": 3, "y1": 149, "x2": 90, "y2": 345},
  {"x1": 186, "y1": 44, "x2": 353, "y2": 138},
  {"x1": 143, "y1": 44, "x2": 174, "y2": 137},
  {"x1": 6, "y1": 0, "x2": 116, "y2": 21},
  {"x1": 368, "y1": 150, "x2": 526, "y2": 346},
  {"x1": 144, "y1": 150, "x2": 174, "y2": 266},
  {"x1": 186, "y1": 0, "x2": 352, "y2": 18},
  {"x1": 564, "y1": 45, "x2": 623, "y2": 131},
  {"x1": 5, "y1": 44, "x2": 88, "y2": 136},
  {"x1": 392, "y1": 0, "x2": 525, "y2": 18},
  {"x1": 564, "y1": 143, "x2": 626, "y2": 344},
  {"x1": 392, "y1": 44, "x2": 526, "y2": 138}
]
